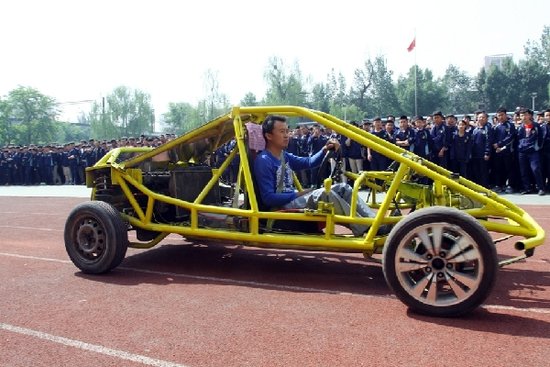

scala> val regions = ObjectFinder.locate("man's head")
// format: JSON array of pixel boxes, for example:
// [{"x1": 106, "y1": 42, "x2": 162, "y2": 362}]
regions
[
  {"x1": 544, "y1": 108, "x2": 550, "y2": 122},
  {"x1": 262, "y1": 115, "x2": 289, "y2": 150},
  {"x1": 496, "y1": 107, "x2": 508, "y2": 123},
  {"x1": 399, "y1": 115, "x2": 409, "y2": 130},
  {"x1": 445, "y1": 114, "x2": 457, "y2": 127},
  {"x1": 432, "y1": 111, "x2": 444, "y2": 125},
  {"x1": 414, "y1": 116, "x2": 425, "y2": 129},
  {"x1": 519, "y1": 107, "x2": 534, "y2": 123},
  {"x1": 476, "y1": 111, "x2": 488, "y2": 126}
]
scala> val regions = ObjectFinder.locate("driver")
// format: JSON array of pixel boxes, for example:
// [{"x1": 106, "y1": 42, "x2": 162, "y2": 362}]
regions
[{"x1": 253, "y1": 115, "x2": 375, "y2": 236}]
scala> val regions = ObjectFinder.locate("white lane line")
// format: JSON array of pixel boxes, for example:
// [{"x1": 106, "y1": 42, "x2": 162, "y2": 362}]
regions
[
  {"x1": 0, "y1": 212, "x2": 63, "y2": 216},
  {"x1": 1, "y1": 252, "x2": 550, "y2": 315},
  {"x1": 0, "y1": 252, "x2": 71, "y2": 264},
  {"x1": 0, "y1": 323, "x2": 189, "y2": 367},
  {"x1": 0, "y1": 225, "x2": 62, "y2": 232},
  {"x1": 482, "y1": 304, "x2": 550, "y2": 314}
]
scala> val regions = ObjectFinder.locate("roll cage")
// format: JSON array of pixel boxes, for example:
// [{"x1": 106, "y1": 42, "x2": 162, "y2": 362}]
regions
[{"x1": 85, "y1": 106, "x2": 544, "y2": 264}]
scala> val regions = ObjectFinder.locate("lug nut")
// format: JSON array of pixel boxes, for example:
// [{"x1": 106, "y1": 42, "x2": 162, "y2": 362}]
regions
[
  {"x1": 425, "y1": 267, "x2": 432, "y2": 273},
  {"x1": 437, "y1": 272, "x2": 444, "y2": 278},
  {"x1": 439, "y1": 251, "x2": 446, "y2": 258}
]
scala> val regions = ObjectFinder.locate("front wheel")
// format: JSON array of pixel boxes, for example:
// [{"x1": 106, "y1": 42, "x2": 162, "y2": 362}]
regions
[
  {"x1": 64, "y1": 201, "x2": 128, "y2": 274},
  {"x1": 382, "y1": 207, "x2": 497, "y2": 317}
]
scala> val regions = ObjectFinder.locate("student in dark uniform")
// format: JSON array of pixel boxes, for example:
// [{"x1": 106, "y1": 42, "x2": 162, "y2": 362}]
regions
[
  {"x1": 430, "y1": 111, "x2": 448, "y2": 168},
  {"x1": 470, "y1": 111, "x2": 493, "y2": 188},
  {"x1": 411, "y1": 116, "x2": 432, "y2": 160},
  {"x1": 308, "y1": 125, "x2": 329, "y2": 180},
  {"x1": 367, "y1": 117, "x2": 390, "y2": 171},
  {"x1": 517, "y1": 108, "x2": 545, "y2": 195},
  {"x1": 450, "y1": 120, "x2": 472, "y2": 178},
  {"x1": 492, "y1": 107, "x2": 516, "y2": 193},
  {"x1": 540, "y1": 109, "x2": 550, "y2": 190},
  {"x1": 395, "y1": 116, "x2": 415, "y2": 152}
]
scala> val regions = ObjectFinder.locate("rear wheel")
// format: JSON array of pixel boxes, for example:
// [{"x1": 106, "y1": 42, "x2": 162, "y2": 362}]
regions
[
  {"x1": 64, "y1": 201, "x2": 128, "y2": 274},
  {"x1": 382, "y1": 207, "x2": 497, "y2": 317}
]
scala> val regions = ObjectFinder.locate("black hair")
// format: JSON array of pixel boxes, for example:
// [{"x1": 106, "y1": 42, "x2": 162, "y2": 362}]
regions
[
  {"x1": 496, "y1": 107, "x2": 507, "y2": 113},
  {"x1": 262, "y1": 115, "x2": 287, "y2": 139}
]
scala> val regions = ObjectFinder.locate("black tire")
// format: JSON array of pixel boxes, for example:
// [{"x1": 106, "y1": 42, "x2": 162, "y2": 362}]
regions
[
  {"x1": 382, "y1": 206, "x2": 497, "y2": 317},
  {"x1": 64, "y1": 201, "x2": 128, "y2": 274}
]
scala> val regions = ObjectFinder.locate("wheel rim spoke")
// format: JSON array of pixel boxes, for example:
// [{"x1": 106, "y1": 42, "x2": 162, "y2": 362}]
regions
[
  {"x1": 445, "y1": 273, "x2": 467, "y2": 299},
  {"x1": 431, "y1": 225, "x2": 443, "y2": 255},
  {"x1": 448, "y1": 243, "x2": 480, "y2": 263},
  {"x1": 410, "y1": 273, "x2": 432, "y2": 298},
  {"x1": 446, "y1": 269, "x2": 479, "y2": 290},
  {"x1": 426, "y1": 275, "x2": 438, "y2": 302},
  {"x1": 416, "y1": 227, "x2": 433, "y2": 255},
  {"x1": 397, "y1": 261, "x2": 428, "y2": 272}
]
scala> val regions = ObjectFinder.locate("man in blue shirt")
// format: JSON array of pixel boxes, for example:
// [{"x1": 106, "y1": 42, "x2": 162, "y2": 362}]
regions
[{"x1": 253, "y1": 115, "x2": 374, "y2": 236}]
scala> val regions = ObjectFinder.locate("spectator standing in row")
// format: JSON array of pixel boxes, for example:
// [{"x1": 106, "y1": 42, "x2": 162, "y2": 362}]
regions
[
  {"x1": 517, "y1": 108, "x2": 545, "y2": 195},
  {"x1": 470, "y1": 111, "x2": 493, "y2": 188},
  {"x1": 395, "y1": 115, "x2": 415, "y2": 152},
  {"x1": 492, "y1": 107, "x2": 516, "y2": 193},
  {"x1": 430, "y1": 111, "x2": 448, "y2": 168},
  {"x1": 449, "y1": 119, "x2": 472, "y2": 178}
]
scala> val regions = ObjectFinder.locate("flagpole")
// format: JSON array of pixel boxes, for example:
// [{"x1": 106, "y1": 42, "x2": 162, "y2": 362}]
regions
[{"x1": 414, "y1": 30, "x2": 418, "y2": 117}]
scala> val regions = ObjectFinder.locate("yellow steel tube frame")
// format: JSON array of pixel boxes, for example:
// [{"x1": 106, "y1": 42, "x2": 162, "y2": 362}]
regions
[{"x1": 88, "y1": 106, "x2": 544, "y2": 254}]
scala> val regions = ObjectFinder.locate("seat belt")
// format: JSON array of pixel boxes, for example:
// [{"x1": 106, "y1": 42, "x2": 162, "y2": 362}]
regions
[{"x1": 266, "y1": 152, "x2": 286, "y2": 231}]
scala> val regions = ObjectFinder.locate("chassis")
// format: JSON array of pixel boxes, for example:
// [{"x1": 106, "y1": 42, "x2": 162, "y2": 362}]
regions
[{"x1": 64, "y1": 106, "x2": 545, "y2": 316}]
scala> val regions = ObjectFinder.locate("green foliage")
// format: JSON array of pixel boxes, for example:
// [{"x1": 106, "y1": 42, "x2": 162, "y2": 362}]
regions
[
  {"x1": 264, "y1": 57, "x2": 307, "y2": 106},
  {"x1": 240, "y1": 92, "x2": 258, "y2": 106},
  {"x1": 163, "y1": 102, "x2": 201, "y2": 134},
  {"x1": 87, "y1": 86, "x2": 154, "y2": 139},
  {"x1": 4, "y1": 86, "x2": 58, "y2": 145}
]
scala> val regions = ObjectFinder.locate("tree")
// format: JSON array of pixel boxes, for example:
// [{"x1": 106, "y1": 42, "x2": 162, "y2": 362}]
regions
[
  {"x1": 0, "y1": 98, "x2": 12, "y2": 146},
  {"x1": 200, "y1": 69, "x2": 230, "y2": 121},
  {"x1": 240, "y1": 92, "x2": 258, "y2": 106},
  {"x1": 396, "y1": 67, "x2": 446, "y2": 116},
  {"x1": 264, "y1": 57, "x2": 307, "y2": 106},
  {"x1": 441, "y1": 65, "x2": 478, "y2": 114},
  {"x1": 88, "y1": 86, "x2": 154, "y2": 139},
  {"x1": 524, "y1": 25, "x2": 550, "y2": 71},
  {"x1": 6, "y1": 86, "x2": 58, "y2": 145},
  {"x1": 163, "y1": 102, "x2": 200, "y2": 134}
]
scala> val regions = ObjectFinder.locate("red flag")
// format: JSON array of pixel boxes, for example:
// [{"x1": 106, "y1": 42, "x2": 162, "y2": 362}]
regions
[{"x1": 407, "y1": 37, "x2": 416, "y2": 52}]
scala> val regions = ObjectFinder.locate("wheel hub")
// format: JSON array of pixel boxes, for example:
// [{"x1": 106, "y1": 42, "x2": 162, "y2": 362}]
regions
[
  {"x1": 76, "y1": 220, "x2": 103, "y2": 255},
  {"x1": 431, "y1": 257, "x2": 446, "y2": 271}
]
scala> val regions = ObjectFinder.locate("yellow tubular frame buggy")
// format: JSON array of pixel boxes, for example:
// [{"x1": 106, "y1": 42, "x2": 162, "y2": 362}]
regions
[{"x1": 64, "y1": 106, "x2": 545, "y2": 317}]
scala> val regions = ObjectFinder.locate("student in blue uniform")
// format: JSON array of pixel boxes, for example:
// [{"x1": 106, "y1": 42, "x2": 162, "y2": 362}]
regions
[
  {"x1": 367, "y1": 117, "x2": 390, "y2": 171},
  {"x1": 540, "y1": 109, "x2": 550, "y2": 190},
  {"x1": 395, "y1": 116, "x2": 415, "y2": 152},
  {"x1": 470, "y1": 111, "x2": 493, "y2": 188},
  {"x1": 450, "y1": 120, "x2": 472, "y2": 178},
  {"x1": 411, "y1": 116, "x2": 432, "y2": 159},
  {"x1": 492, "y1": 107, "x2": 516, "y2": 192},
  {"x1": 517, "y1": 108, "x2": 545, "y2": 195},
  {"x1": 430, "y1": 111, "x2": 448, "y2": 168}
]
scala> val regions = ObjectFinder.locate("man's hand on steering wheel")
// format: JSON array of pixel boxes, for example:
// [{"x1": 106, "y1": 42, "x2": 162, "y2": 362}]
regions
[{"x1": 323, "y1": 138, "x2": 340, "y2": 153}]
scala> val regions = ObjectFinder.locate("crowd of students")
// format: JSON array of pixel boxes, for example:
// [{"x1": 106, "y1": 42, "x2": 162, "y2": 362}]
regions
[
  {"x1": 4, "y1": 106, "x2": 550, "y2": 196},
  {"x1": 0, "y1": 134, "x2": 176, "y2": 185},
  {"x1": 222, "y1": 107, "x2": 549, "y2": 195}
]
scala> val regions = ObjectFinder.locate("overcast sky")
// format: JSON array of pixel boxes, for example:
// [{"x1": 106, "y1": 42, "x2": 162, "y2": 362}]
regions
[{"x1": 1, "y1": 0, "x2": 548, "y2": 121}]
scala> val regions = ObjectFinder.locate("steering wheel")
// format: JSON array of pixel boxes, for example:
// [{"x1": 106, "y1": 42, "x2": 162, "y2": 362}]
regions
[{"x1": 314, "y1": 149, "x2": 336, "y2": 189}]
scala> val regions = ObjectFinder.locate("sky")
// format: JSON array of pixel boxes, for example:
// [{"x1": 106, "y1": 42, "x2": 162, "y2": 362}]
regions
[{"x1": 1, "y1": 0, "x2": 549, "y2": 122}]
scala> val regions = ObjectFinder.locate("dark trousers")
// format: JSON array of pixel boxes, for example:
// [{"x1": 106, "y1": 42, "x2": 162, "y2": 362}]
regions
[
  {"x1": 541, "y1": 148, "x2": 550, "y2": 189},
  {"x1": 470, "y1": 158, "x2": 489, "y2": 188},
  {"x1": 492, "y1": 152, "x2": 514, "y2": 188},
  {"x1": 518, "y1": 150, "x2": 544, "y2": 191}
]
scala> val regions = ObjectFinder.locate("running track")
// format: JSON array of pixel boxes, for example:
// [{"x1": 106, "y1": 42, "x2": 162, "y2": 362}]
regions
[{"x1": 0, "y1": 196, "x2": 549, "y2": 366}]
